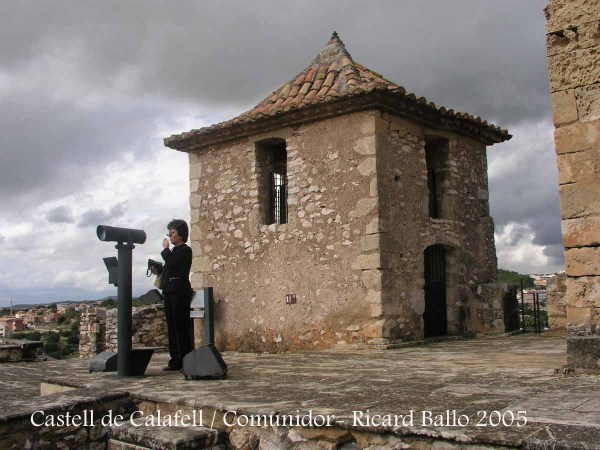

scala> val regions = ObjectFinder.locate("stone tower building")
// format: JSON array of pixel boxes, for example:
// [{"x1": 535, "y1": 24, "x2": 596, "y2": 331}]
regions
[
  {"x1": 545, "y1": 0, "x2": 600, "y2": 370},
  {"x1": 165, "y1": 33, "x2": 512, "y2": 351}
]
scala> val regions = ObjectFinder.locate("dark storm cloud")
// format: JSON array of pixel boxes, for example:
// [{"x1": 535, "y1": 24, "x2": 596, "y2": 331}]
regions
[
  {"x1": 46, "y1": 206, "x2": 75, "y2": 224},
  {"x1": 0, "y1": 0, "x2": 550, "y2": 211},
  {"x1": 488, "y1": 122, "x2": 564, "y2": 269},
  {"x1": 0, "y1": 89, "x2": 168, "y2": 215},
  {"x1": 0, "y1": 0, "x2": 563, "y2": 304},
  {"x1": 78, "y1": 203, "x2": 126, "y2": 228},
  {"x1": 1, "y1": 0, "x2": 548, "y2": 127}
]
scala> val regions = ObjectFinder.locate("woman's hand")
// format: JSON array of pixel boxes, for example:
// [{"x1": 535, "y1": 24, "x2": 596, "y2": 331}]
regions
[{"x1": 162, "y1": 238, "x2": 170, "y2": 249}]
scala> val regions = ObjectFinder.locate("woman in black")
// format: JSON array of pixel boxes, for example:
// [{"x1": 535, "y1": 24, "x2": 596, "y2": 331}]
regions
[{"x1": 160, "y1": 219, "x2": 193, "y2": 371}]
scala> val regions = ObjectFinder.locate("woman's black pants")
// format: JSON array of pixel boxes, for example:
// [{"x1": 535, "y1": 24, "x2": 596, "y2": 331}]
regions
[{"x1": 163, "y1": 290, "x2": 193, "y2": 369}]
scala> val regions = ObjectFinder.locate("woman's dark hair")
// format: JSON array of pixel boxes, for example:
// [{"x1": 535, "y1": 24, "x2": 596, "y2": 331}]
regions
[{"x1": 167, "y1": 219, "x2": 189, "y2": 243}]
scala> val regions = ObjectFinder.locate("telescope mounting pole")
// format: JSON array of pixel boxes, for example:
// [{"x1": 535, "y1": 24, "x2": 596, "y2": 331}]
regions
[{"x1": 116, "y1": 241, "x2": 135, "y2": 376}]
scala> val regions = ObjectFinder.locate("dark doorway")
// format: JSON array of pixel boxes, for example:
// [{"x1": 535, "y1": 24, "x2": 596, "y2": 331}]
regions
[{"x1": 423, "y1": 245, "x2": 447, "y2": 338}]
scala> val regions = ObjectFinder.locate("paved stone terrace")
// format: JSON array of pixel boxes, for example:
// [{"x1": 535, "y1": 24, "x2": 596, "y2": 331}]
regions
[{"x1": 1, "y1": 334, "x2": 599, "y2": 448}]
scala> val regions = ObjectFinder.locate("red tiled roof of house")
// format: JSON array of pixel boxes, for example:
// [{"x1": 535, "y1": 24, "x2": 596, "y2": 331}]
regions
[{"x1": 165, "y1": 32, "x2": 511, "y2": 150}]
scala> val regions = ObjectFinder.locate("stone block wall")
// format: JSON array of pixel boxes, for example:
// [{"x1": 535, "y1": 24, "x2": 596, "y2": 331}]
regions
[
  {"x1": 545, "y1": 0, "x2": 600, "y2": 369},
  {"x1": 374, "y1": 112, "x2": 500, "y2": 341},
  {"x1": 189, "y1": 109, "x2": 505, "y2": 351},
  {"x1": 104, "y1": 304, "x2": 168, "y2": 352},
  {"x1": 79, "y1": 308, "x2": 106, "y2": 358},
  {"x1": 79, "y1": 304, "x2": 168, "y2": 358},
  {"x1": 547, "y1": 273, "x2": 567, "y2": 332},
  {"x1": 190, "y1": 111, "x2": 379, "y2": 351}
]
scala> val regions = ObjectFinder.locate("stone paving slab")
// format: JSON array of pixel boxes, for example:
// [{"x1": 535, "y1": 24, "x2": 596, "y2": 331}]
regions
[{"x1": 1, "y1": 334, "x2": 599, "y2": 448}]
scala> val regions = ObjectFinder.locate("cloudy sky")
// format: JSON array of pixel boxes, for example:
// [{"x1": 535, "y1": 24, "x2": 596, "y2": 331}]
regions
[{"x1": 0, "y1": 0, "x2": 560, "y2": 306}]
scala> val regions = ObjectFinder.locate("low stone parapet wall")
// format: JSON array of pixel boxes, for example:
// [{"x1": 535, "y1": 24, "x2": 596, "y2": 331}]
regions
[
  {"x1": 474, "y1": 282, "x2": 518, "y2": 334},
  {"x1": 79, "y1": 303, "x2": 168, "y2": 358},
  {"x1": 0, "y1": 388, "x2": 134, "y2": 450},
  {"x1": 547, "y1": 274, "x2": 567, "y2": 332},
  {"x1": 0, "y1": 339, "x2": 42, "y2": 362}
]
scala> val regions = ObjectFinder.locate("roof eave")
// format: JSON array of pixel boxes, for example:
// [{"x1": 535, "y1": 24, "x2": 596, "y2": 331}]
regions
[{"x1": 164, "y1": 92, "x2": 511, "y2": 152}]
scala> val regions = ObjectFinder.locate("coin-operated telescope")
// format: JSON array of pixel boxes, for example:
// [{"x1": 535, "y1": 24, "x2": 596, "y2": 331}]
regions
[
  {"x1": 97, "y1": 225, "x2": 146, "y2": 245},
  {"x1": 90, "y1": 225, "x2": 154, "y2": 377}
]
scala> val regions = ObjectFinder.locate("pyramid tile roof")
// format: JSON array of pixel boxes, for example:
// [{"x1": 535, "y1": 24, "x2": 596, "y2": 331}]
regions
[{"x1": 165, "y1": 33, "x2": 511, "y2": 150}]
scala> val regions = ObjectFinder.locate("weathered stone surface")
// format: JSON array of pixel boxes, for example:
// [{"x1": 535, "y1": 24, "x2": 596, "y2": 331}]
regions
[
  {"x1": 80, "y1": 304, "x2": 168, "y2": 357},
  {"x1": 556, "y1": 148, "x2": 600, "y2": 184},
  {"x1": 545, "y1": 0, "x2": 600, "y2": 33},
  {"x1": 349, "y1": 197, "x2": 377, "y2": 218},
  {"x1": 566, "y1": 276, "x2": 600, "y2": 307},
  {"x1": 567, "y1": 336, "x2": 600, "y2": 369},
  {"x1": 568, "y1": 306, "x2": 593, "y2": 326},
  {"x1": 562, "y1": 216, "x2": 600, "y2": 247},
  {"x1": 193, "y1": 256, "x2": 212, "y2": 273},
  {"x1": 565, "y1": 247, "x2": 600, "y2": 276},
  {"x1": 551, "y1": 90, "x2": 579, "y2": 126},
  {"x1": 576, "y1": 83, "x2": 600, "y2": 122},
  {"x1": 365, "y1": 217, "x2": 384, "y2": 235},
  {"x1": 361, "y1": 270, "x2": 383, "y2": 290},
  {"x1": 359, "y1": 234, "x2": 380, "y2": 252},
  {"x1": 547, "y1": 274, "x2": 568, "y2": 331},
  {"x1": 546, "y1": 28, "x2": 580, "y2": 57},
  {"x1": 554, "y1": 120, "x2": 600, "y2": 154},
  {"x1": 559, "y1": 182, "x2": 600, "y2": 218},
  {"x1": 353, "y1": 135, "x2": 376, "y2": 155},
  {"x1": 352, "y1": 254, "x2": 382, "y2": 271},
  {"x1": 168, "y1": 91, "x2": 500, "y2": 350},
  {"x1": 357, "y1": 158, "x2": 376, "y2": 176},
  {"x1": 190, "y1": 162, "x2": 202, "y2": 179},
  {"x1": 549, "y1": 47, "x2": 600, "y2": 92}
]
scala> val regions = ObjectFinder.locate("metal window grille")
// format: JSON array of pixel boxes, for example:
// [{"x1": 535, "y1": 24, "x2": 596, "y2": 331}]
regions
[
  {"x1": 427, "y1": 168, "x2": 440, "y2": 218},
  {"x1": 270, "y1": 167, "x2": 287, "y2": 224}
]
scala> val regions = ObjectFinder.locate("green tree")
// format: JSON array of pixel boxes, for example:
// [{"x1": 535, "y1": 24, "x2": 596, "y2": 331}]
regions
[
  {"x1": 71, "y1": 320, "x2": 80, "y2": 333},
  {"x1": 101, "y1": 298, "x2": 116, "y2": 309},
  {"x1": 67, "y1": 334, "x2": 79, "y2": 346},
  {"x1": 28, "y1": 331, "x2": 41, "y2": 341},
  {"x1": 47, "y1": 331, "x2": 60, "y2": 343},
  {"x1": 44, "y1": 342, "x2": 59, "y2": 353},
  {"x1": 57, "y1": 315, "x2": 66, "y2": 325},
  {"x1": 498, "y1": 269, "x2": 535, "y2": 288},
  {"x1": 64, "y1": 307, "x2": 79, "y2": 319},
  {"x1": 48, "y1": 304, "x2": 57, "y2": 313}
]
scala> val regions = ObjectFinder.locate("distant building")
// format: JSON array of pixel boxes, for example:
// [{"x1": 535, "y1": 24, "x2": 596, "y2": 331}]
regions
[{"x1": 0, "y1": 317, "x2": 25, "y2": 336}]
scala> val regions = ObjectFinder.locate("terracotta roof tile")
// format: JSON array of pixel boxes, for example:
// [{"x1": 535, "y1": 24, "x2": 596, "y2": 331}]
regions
[{"x1": 165, "y1": 32, "x2": 511, "y2": 149}]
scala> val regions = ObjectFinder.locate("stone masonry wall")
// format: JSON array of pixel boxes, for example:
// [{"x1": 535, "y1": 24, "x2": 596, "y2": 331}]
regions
[
  {"x1": 79, "y1": 304, "x2": 168, "y2": 358},
  {"x1": 546, "y1": 0, "x2": 600, "y2": 369},
  {"x1": 104, "y1": 304, "x2": 168, "y2": 352},
  {"x1": 190, "y1": 111, "x2": 380, "y2": 351},
  {"x1": 79, "y1": 307, "x2": 106, "y2": 359},
  {"x1": 189, "y1": 109, "x2": 505, "y2": 351},
  {"x1": 547, "y1": 273, "x2": 567, "y2": 332},
  {"x1": 373, "y1": 112, "x2": 501, "y2": 342}
]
